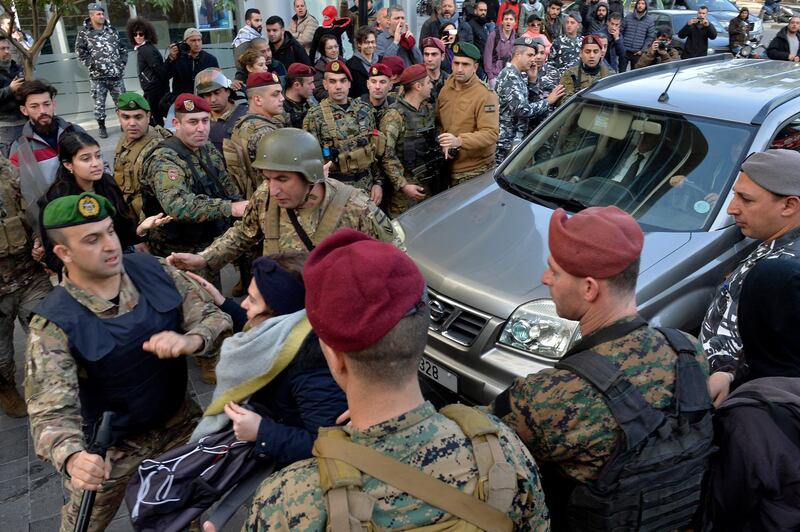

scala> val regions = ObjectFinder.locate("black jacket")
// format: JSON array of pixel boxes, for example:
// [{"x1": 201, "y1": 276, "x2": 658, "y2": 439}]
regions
[
  {"x1": 677, "y1": 18, "x2": 717, "y2": 58},
  {"x1": 346, "y1": 54, "x2": 372, "y2": 98},
  {"x1": 766, "y1": 25, "x2": 800, "y2": 60},
  {"x1": 467, "y1": 16, "x2": 490, "y2": 57},
  {"x1": 271, "y1": 30, "x2": 311, "y2": 68},
  {"x1": 166, "y1": 50, "x2": 219, "y2": 95},
  {"x1": 136, "y1": 42, "x2": 168, "y2": 93},
  {"x1": 0, "y1": 60, "x2": 23, "y2": 121}
]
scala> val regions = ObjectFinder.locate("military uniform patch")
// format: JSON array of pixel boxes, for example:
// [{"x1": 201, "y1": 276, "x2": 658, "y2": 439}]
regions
[
  {"x1": 272, "y1": 72, "x2": 279, "y2": 83},
  {"x1": 184, "y1": 100, "x2": 195, "y2": 112},
  {"x1": 484, "y1": 104, "x2": 496, "y2": 112},
  {"x1": 332, "y1": 62, "x2": 340, "y2": 72},
  {"x1": 167, "y1": 168, "x2": 179, "y2": 181},
  {"x1": 77, "y1": 196, "x2": 100, "y2": 217},
  {"x1": 371, "y1": 66, "x2": 378, "y2": 75}
]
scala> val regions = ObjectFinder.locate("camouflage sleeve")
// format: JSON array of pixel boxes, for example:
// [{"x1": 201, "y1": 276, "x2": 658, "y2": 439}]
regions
[
  {"x1": 24, "y1": 316, "x2": 86, "y2": 473},
  {"x1": 160, "y1": 259, "x2": 232, "y2": 357},
  {"x1": 209, "y1": 145, "x2": 242, "y2": 200},
  {"x1": 302, "y1": 106, "x2": 322, "y2": 141},
  {"x1": 244, "y1": 460, "x2": 327, "y2": 531},
  {"x1": 557, "y1": 71, "x2": 576, "y2": 106},
  {"x1": 379, "y1": 109, "x2": 409, "y2": 191},
  {"x1": 117, "y1": 35, "x2": 129, "y2": 67},
  {"x1": 200, "y1": 183, "x2": 268, "y2": 271},
  {"x1": 341, "y1": 190, "x2": 395, "y2": 243},
  {"x1": 144, "y1": 151, "x2": 233, "y2": 222},
  {"x1": 459, "y1": 89, "x2": 499, "y2": 152},
  {"x1": 75, "y1": 30, "x2": 90, "y2": 68},
  {"x1": 500, "y1": 74, "x2": 552, "y2": 121}
]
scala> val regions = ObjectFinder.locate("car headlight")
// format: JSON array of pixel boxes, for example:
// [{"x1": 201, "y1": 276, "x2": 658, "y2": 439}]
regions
[
  {"x1": 497, "y1": 299, "x2": 581, "y2": 359},
  {"x1": 390, "y1": 219, "x2": 407, "y2": 251}
]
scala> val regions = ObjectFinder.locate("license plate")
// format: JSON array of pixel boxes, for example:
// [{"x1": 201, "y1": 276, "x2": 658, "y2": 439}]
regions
[{"x1": 418, "y1": 357, "x2": 458, "y2": 393}]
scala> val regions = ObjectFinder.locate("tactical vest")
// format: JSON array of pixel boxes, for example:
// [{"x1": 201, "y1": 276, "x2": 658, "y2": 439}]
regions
[
  {"x1": 142, "y1": 137, "x2": 234, "y2": 247},
  {"x1": 114, "y1": 126, "x2": 172, "y2": 219},
  {"x1": 32, "y1": 253, "x2": 188, "y2": 444},
  {"x1": 394, "y1": 100, "x2": 443, "y2": 184},
  {"x1": 313, "y1": 404, "x2": 516, "y2": 532},
  {"x1": 0, "y1": 178, "x2": 29, "y2": 258},
  {"x1": 222, "y1": 113, "x2": 274, "y2": 199},
  {"x1": 209, "y1": 102, "x2": 248, "y2": 155},
  {"x1": 264, "y1": 179, "x2": 358, "y2": 254},
  {"x1": 319, "y1": 99, "x2": 385, "y2": 178},
  {"x1": 543, "y1": 326, "x2": 715, "y2": 531},
  {"x1": 284, "y1": 98, "x2": 307, "y2": 129}
]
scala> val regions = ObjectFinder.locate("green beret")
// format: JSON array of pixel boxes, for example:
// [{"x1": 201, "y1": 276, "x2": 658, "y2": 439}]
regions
[
  {"x1": 452, "y1": 42, "x2": 481, "y2": 61},
  {"x1": 43, "y1": 193, "x2": 116, "y2": 230},
  {"x1": 116, "y1": 92, "x2": 150, "y2": 112}
]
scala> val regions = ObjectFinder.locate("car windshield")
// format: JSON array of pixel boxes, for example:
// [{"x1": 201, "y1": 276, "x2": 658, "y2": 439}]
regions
[{"x1": 498, "y1": 99, "x2": 754, "y2": 231}]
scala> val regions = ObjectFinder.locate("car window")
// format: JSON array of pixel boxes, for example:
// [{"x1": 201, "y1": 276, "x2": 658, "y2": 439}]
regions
[
  {"x1": 499, "y1": 100, "x2": 755, "y2": 231},
  {"x1": 770, "y1": 114, "x2": 800, "y2": 151}
]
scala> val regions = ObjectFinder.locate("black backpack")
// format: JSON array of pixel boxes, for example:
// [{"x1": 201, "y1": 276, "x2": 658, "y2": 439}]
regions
[{"x1": 550, "y1": 327, "x2": 715, "y2": 531}]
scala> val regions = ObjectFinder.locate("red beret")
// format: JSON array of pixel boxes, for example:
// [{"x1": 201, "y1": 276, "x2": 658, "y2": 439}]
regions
[
  {"x1": 325, "y1": 59, "x2": 352, "y2": 81},
  {"x1": 287, "y1": 63, "x2": 315, "y2": 77},
  {"x1": 379, "y1": 56, "x2": 405, "y2": 77},
  {"x1": 304, "y1": 229, "x2": 426, "y2": 352},
  {"x1": 548, "y1": 206, "x2": 643, "y2": 278},
  {"x1": 398, "y1": 64, "x2": 428, "y2": 86},
  {"x1": 174, "y1": 93, "x2": 211, "y2": 114},
  {"x1": 422, "y1": 37, "x2": 446, "y2": 53},
  {"x1": 246, "y1": 71, "x2": 281, "y2": 89},
  {"x1": 368, "y1": 63, "x2": 393, "y2": 78}
]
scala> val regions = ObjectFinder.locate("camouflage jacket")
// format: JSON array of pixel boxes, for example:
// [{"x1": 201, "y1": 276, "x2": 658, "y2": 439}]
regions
[
  {"x1": 113, "y1": 126, "x2": 172, "y2": 221},
  {"x1": 283, "y1": 97, "x2": 309, "y2": 129},
  {"x1": 701, "y1": 226, "x2": 800, "y2": 374},
  {"x1": 224, "y1": 112, "x2": 285, "y2": 198},
  {"x1": 548, "y1": 34, "x2": 582, "y2": 75},
  {"x1": 379, "y1": 96, "x2": 439, "y2": 191},
  {"x1": 200, "y1": 177, "x2": 394, "y2": 272},
  {"x1": 524, "y1": 69, "x2": 557, "y2": 138},
  {"x1": 495, "y1": 64, "x2": 554, "y2": 162},
  {"x1": 24, "y1": 259, "x2": 232, "y2": 473},
  {"x1": 492, "y1": 316, "x2": 708, "y2": 484},
  {"x1": 538, "y1": 62, "x2": 561, "y2": 94},
  {"x1": 558, "y1": 63, "x2": 611, "y2": 104},
  {"x1": 430, "y1": 70, "x2": 450, "y2": 103},
  {"x1": 358, "y1": 93, "x2": 396, "y2": 124},
  {"x1": 0, "y1": 156, "x2": 47, "y2": 296},
  {"x1": 244, "y1": 401, "x2": 550, "y2": 531},
  {"x1": 75, "y1": 18, "x2": 128, "y2": 80}
]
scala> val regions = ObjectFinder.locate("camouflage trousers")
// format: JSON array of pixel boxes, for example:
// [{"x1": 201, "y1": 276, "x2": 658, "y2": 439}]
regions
[
  {"x1": 59, "y1": 398, "x2": 201, "y2": 532},
  {"x1": 0, "y1": 272, "x2": 52, "y2": 383},
  {"x1": 90, "y1": 77, "x2": 126, "y2": 122},
  {"x1": 389, "y1": 180, "x2": 432, "y2": 218},
  {"x1": 450, "y1": 162, "x2": 496, "y2": 187}
]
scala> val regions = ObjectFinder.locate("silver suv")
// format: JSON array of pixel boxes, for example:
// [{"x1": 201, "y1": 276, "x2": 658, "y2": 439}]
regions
[{"x1": 397, "y1": 55, "x2": 800, "y2": 405}]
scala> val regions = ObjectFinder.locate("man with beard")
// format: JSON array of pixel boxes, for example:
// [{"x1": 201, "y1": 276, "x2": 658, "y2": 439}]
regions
[
  {"x1": 583, "y1": 0, "x2": 609, "y2": 35},
  {"x1": 266, "y1": 15, "x2": 312, "y2": 68},
  {"x1": 767, "y1": 16, "x2": 800, "y2": 61},
  {"x1": 468, "y1": 1, "x2": 491, "y2": 55},
  {"x1": 544, "y1": 0, "x2": 566, "y2": 41},
  {"x1": 421, "y1": 0, "x2": 474, "y2": 46},
  {"x1": 621, "y1": 0, "x2": 655, "y2": 70},
  {"x1": 9, "y1": 80, "x2": 87, "y2": 181},
  {"x1": 283, "y1": 63, "x2": 315, "y2": 129},
  {"x1": 422, "y1": 37, "x2": 449, "y2": 102},
  {"x1": 232, "y1": 8, "x2": 263, "y2": 47},
  {"x1": 728, "y1": 7, "x2": 751, "y2": 54},
  {"x1": 556, "y1": 34, "x2": 610, "y2": 103}
]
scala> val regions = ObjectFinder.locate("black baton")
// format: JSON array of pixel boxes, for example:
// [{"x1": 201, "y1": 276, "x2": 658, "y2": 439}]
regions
[{"x1": 74, "y1": 411, "x2": 114, "y2": 532}]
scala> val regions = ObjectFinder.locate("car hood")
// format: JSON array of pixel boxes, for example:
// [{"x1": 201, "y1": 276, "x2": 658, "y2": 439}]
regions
[{"x1": 399, "y1": 174, "x2": 691, "y2": 318}]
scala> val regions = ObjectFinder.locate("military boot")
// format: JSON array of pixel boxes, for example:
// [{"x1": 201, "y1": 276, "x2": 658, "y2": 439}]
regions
[
  {"x1": 98, "y1": 119, "x2": 108, "y2": 139},
  {"x1": 0, "y1": 378, "x2": 27, "y2": 418},
  {"x1": 195, "y1": 356, "x2": 217, "y2": 385}
]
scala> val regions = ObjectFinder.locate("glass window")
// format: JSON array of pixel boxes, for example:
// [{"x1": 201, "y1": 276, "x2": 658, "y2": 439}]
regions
[
  {"x1": 499, "y1": 99, "x2": 755, "y2": 232},
  {"x1": 770, "y1": 114, "x2": 800, "y2": 151}
]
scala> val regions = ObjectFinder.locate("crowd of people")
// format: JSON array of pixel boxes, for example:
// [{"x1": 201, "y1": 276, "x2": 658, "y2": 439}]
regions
[{"x1": 0, "y1": 1, "x2": 799, "y2": 531}]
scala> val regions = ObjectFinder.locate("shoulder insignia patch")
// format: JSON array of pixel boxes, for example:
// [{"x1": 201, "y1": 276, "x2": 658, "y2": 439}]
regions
[
  {"x1": 484, "y1": 104, "x2": 496, "y2": 112},
  {"x1": 167, "y1": 168, "x2": 179, "y2": 181}
]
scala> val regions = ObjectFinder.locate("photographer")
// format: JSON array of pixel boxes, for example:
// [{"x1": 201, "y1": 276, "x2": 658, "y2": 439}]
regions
[
  {"x1": 678, "y1": 6, "x2": 717, "y2": 59},
  {"x1": 0, "y1": 36, "x2": 25, "y2": 157},
  {"x1": 728, "y1": 7, "x2": 750, "y2": 54},
  {"x1": 165, "y1": 27, "x2": 219, "y2": 96},
  {"x1": 636, "y1": 29, "x2": 680, "y2": 67}
]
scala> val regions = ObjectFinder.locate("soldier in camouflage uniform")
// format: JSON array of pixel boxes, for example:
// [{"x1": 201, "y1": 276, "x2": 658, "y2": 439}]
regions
[
  {"x1": 0, "y1": 155, "x2": 51, "y2": 417},
  {"x1": 380, "y1": 65, "x2": 440, "y2": 216},
  {"x1": 359, "y1": 63, "x2": 396, "y2": 124},
  {"x1": 75, "y1": 4, "x2": 127, "y2": 139},
  {"x1": 422, "y1": 37, "x2": 449, "y2": 103},
  {"x1": 548, "y1": 12, "x2": 582, "y2": 75},
  {"x1": 283, "y1": 63, "x2": 315, "y2": 128},
  {"x1": 194, "y1": 68, "x2": 248, "y2": 155},
  {"x1": 556, "y1": 35, "x2": 611, "y2": 105},
  {"x1": 303, "y1": 60, "x2": 384, "y2": 199},
  {"x1": 244, "y1": 228, "x2": 550, "y2": 531},
  {"x1": 496, "y1": 37, "x2": 565, "y2": 164},
  {"x1": 113, "y1": 92, "x2": 172, "y2": 220},
  {"x1": 169, "y1": 128, "x2": 393, "y2": 276},
  {"x1": 489, "y1": 206, "x2": 709, "y2": 528},
  {"x1": 140, "y1": 94, "x2": 249, "y2": 258},
  {"x1": 522, "y1": 41, "x2": 565, "y2": 138},
  {"x1": 223, "y1": 72, "x2": 286, "y2": 199},
  {"x1": 25, "y1": 192, "x2": 232, "y2": 532}
]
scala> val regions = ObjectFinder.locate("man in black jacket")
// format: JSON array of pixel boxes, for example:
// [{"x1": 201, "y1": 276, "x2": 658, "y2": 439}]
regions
[
  {"x1": 677, "y1": 6, "x2": 717, "y2": 59},
  {"x1": 0, "y1": 36, "x2": 25, "y2": 157},
  {"x1": 265, "y1": 15, "x2": 312, "y2": 68},
  {"x1": 166, "y1": 28, "x2": 219, "y2": 95},
  {"x1": 767, "y1": 16, "x2": 800, "y2": 61}
]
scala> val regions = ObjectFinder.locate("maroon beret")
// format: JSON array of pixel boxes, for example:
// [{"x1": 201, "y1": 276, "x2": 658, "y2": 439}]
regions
[
  {"x1": 399, "y1": 64, "x2": 428, "y2": 86},
  {"x1": 304, "y1": 229, "x2": 426, "y2": 352},
  {"x1": 287, "y1": 63, "x2": 315, "y2": 77},
  {"x1": 368, "y1": 63, "x2": 393, "y2": 78},
  {"x1": 379, "y1": 56, "x2": 405, "y2": 77},
  {"x1": 247, "y1": 71, "x2": 281, "y2": 89},
  {"x1": 325, "y1": 59, "x2": 352, "y2": 81},
  {"x1": 548, "y1": 206, "x2": 643, "y2": 279},
  {"x1": 174, "y1": 93, "x2": 211, "y2": 114},
  {"x1": 422, "y1": 37, "x2": 446, "y2": 53},
  {"x1": 582, "y1": 34, "x2": 604, "y2": 49}
]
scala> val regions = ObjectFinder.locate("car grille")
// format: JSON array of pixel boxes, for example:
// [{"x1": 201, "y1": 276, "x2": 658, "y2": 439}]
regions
[{"x1": 427, "y1": 289, "x2": 490, "y2": 346}]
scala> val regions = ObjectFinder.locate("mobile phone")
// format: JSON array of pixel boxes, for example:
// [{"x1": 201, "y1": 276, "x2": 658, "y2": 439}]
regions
[
  {"x1": 747, "y1": 22, "x2": 754, "y2": 31},
  {"x1": 448, "y1": 28, "x2": 457, "y2": 36}
]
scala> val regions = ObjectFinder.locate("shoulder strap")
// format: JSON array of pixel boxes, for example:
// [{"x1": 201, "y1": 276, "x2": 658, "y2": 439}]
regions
[
  {"x1": 313, "y1": 432, "x2": 514, "y2": 532},
  {"x1": 320, "y1": 99, "x2": 338, "y2": 135},
  {"x1": 286, "y1": 209, "x2": 316, "y2": 252},
  {"x1": 314, "y1": 182, "x2": 357, "y2": 245},
  {"x1": 264, "y1": 196, "x2": 281, "y2": 254},
  {"x1": 159, "y1": 137, "x2": 229, "y2": 200},
  {"x1": 555, "y1": 350, "x2": 665, "y2": 451},
  {"x1": 655, "y1": 327, "x2": 712, "y2": 414}
]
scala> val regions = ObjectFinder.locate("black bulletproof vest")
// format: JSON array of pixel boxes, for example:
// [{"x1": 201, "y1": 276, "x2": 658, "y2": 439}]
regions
[{"x1": 34, "y1": 253, "x2": 187, "y2": 443}]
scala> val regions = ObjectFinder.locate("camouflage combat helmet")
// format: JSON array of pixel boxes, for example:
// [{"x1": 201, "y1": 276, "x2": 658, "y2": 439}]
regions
[
  {"x1": 194, "y1": 68, "x2": 231, "y2": 95},
  {"x1": 252, "y1": 128, "x2": 325, "y2": 183}
]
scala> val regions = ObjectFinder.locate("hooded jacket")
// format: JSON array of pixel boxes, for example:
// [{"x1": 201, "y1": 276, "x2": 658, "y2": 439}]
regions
[
  {"x1": 0, "y1": 60, "x2": 24, "y2": 123},
  {"x1": 271, "y1": 30, "x2": 312, "y2": 67},
  {"x1": 621, "y1": 8, "x2": 655, "y2": 53},
  {"x1": 75, "y1": 18, "x2": 128, "y2": 79},
  {"x1": 766, "y1": 25, "x2": 800, "y2": 60}
]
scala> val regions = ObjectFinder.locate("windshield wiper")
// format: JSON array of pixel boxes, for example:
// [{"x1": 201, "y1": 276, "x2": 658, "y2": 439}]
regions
[{"x1": 497, "y1": 176, "x2": 591, "y2": 212}]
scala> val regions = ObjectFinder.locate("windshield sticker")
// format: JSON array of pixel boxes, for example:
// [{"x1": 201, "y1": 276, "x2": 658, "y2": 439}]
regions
[
  {"x1": 594, "y1": 114, "x2": 609, "y2": 130},
  {"x1": 694, "y1": 200, "x2": 711, "y2": 214}
]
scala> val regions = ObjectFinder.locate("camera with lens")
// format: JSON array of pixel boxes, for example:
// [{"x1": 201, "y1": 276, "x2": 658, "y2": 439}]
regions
[
  {"x1": 658, "y1": 41, "x2": 670, "y2": 50},
  {"x1": 172, "y1": 40, "x2": 190, "y2": 55}
]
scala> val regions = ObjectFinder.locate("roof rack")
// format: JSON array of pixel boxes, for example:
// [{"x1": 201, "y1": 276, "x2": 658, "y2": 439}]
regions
[{"x1": 584, "y1": 54, "x2": 733, "y2": 94}]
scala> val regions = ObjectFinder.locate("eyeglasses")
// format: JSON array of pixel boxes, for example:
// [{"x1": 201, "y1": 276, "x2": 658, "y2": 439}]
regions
[{"x1": 134, "y1": 31, "x2": 145, "y2": 37}]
